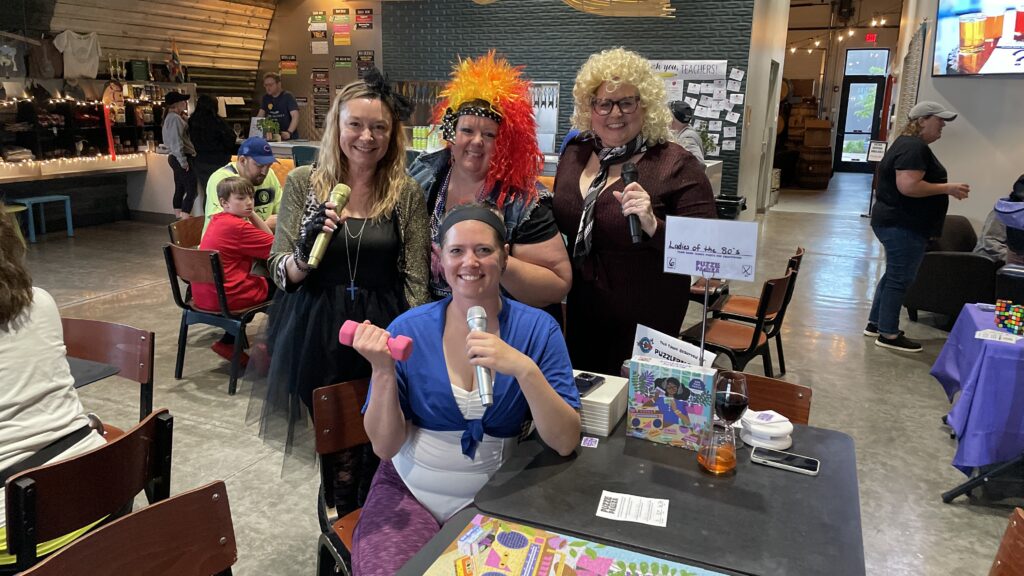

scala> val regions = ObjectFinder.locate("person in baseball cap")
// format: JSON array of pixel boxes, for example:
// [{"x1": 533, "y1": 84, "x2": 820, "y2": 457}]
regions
[
  {"x1": 203, "y1": 136, "x2": 283, "y2": 235},
  {"x1": 865, "y1": 100, "x2": 969, "y2": 353},
  {"x1": 908, "y1": 101, "x2": 958, "y2": 121}
]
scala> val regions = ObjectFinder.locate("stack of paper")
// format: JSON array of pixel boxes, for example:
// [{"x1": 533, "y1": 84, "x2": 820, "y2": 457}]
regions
[{"x1": 576, "y1": 371, "x2": 628, "y2": 437}]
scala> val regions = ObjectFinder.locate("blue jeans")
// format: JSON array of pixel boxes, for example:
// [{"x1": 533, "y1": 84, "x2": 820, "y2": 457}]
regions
[{"x1": 868, "y1": 225, "x2": 929, "y2": 336}]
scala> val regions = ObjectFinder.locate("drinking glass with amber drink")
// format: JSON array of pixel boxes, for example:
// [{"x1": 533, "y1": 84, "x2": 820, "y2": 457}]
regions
[
  {"x1": 984, "y1": 8, "x2": 1005, "y2": 43},
  {"x1": 959, "y1": 13, "x2": 986, "y2": 54},
  {"x1": 697, "y1": 371, "x2": 749, "y2": 475}
]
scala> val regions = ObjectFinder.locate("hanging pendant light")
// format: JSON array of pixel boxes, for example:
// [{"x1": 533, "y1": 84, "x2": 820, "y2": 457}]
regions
[{"x1": 561, "y1": 0, "x2": 675, "y2": 18}]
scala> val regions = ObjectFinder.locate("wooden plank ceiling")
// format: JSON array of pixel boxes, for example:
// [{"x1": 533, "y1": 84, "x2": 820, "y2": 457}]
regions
[{"x1": 49, "y1": 0, "x2": 277, "y2": 122}]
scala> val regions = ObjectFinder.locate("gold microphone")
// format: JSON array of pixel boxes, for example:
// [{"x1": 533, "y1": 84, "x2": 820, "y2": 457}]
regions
[{"x1": 307, "y1": 183, "x2": 352, "y2": 269}]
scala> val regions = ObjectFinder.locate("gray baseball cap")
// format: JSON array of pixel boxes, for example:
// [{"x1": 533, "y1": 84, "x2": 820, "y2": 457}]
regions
[{"x1": 908, "y1": 101, "x2": 957, "y2": 121}]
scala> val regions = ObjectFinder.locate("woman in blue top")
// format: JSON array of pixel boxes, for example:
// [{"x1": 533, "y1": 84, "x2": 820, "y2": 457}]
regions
[{"x1": 349, "y1": 204, "x2": 581, "y2": 575}]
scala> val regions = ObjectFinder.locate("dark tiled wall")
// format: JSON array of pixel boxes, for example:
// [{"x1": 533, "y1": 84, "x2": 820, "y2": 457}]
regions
[{"x1": 381, "y1": 0, "x2": 754, "y2": 196}]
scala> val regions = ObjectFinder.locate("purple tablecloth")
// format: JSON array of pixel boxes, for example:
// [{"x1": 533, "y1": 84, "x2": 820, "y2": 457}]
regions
[{"x1": 931, "y1": 304, "x2": 1024, "y2": 475}]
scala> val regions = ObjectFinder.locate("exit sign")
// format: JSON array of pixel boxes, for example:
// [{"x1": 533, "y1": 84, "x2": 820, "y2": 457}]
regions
[{"x1": 865, "y1": 33, "x2": 878, "y2": 42}]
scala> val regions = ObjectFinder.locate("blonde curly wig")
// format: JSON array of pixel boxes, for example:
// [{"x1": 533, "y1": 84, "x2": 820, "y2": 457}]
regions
[{"x1": 570, "y1": 47, "x2": 672, "y2": 145}]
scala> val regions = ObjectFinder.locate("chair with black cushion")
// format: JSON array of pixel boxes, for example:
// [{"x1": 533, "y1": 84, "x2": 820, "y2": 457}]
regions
[
  {"x1": 742, "y1": 372, "x2": 812, "y2": 425},
  {"x1": 163, "y1": 244, "x2": 271, "y2": 395},
  {"x1": 997, "y1": 265, "x2": 1024, "y2": 303},
  {"x1": 61, "y1": 317, "x2": 155, "y2": 422},
  {"x1": 292, "y1": 145, "x2": 318, "y2": 167},
  {"x1": 19, "y1": 481, "x2": 235, "y2": 576},
  {"x1": 711, "y1": 247, "x2": 804, "y2": 375},
  {"x1": 313, "y1": 379, "x2": 375, "y2": 576},
  {"x1": 2, "y1": 409, "x2": 173, "y2": 573},
  {"x1": 690, "y1": 277, "x2": 730, "y2": 308},
  {"x1": 167, "y1": 216, "x2": 204, "y2": 248},
  {"x1": 680, "y1": 271, "x2": 793, "y2": 377},
  {"x1": 904, "y1": 215, "x2": 1002, "y2": 325}
]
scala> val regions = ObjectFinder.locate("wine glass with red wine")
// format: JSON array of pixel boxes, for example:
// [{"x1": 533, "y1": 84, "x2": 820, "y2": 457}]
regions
[{"x1": 698, "y1": 371, "x2": 749, "y2": 475}]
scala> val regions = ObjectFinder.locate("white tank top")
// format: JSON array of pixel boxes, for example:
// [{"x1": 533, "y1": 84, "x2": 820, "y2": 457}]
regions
[{"x1": 392, "y1": 383, "x2": 516, "y2": 522}]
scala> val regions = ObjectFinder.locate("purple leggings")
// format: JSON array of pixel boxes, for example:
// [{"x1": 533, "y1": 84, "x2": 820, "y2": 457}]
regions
[{"x1": 351, "y1": 460, "x2": 441, "y2": 575}]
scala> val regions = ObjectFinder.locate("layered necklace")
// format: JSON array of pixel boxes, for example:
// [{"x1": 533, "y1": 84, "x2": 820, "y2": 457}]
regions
[{"x1": 343, "y1": 218, "x2": 368, "y2": 301}]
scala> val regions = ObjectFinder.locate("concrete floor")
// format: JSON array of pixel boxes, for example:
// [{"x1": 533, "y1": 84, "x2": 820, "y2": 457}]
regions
[
  {"x1": 23, "y1": 206, "x2": 1012, "y2": 575},
  {"x1": 774, "y1": 171, "x2": 873, "y2": 217}
]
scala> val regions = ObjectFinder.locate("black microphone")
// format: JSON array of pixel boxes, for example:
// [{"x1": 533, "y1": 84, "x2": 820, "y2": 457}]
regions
[
  {"x1": 621, "y1": 162, "x2": 642, "y2": 244},
  {"x1": 467, "y1": 306, "x2": 494, "y2": 407}
]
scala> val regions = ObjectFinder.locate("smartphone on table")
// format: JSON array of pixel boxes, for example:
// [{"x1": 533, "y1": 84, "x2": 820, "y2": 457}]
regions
[
  {"x1": 574, "y1": 372, "x2": 605, "y2": 396},
  {"x1": 750, "y1": 447, "x2": 820, "y2": 476}
]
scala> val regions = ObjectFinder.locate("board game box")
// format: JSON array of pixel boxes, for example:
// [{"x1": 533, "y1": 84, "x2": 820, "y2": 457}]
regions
[{"x1": 626, "y1": 356, "x2": 716, "y2": 451}]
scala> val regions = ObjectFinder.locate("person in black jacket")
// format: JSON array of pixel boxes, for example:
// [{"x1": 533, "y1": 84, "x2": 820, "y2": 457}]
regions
[{"x1": 188, "y1": 94, "x2": 238, "y2": 202}]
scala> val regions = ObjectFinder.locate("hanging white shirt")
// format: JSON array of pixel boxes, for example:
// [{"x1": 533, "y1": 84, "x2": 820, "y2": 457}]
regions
[
  {"x1": 53, "y1": 31, "x2": 101, "y2": 79},
  {"x1": 391, "y1": 383, "x2": 517, "y2": 523}
]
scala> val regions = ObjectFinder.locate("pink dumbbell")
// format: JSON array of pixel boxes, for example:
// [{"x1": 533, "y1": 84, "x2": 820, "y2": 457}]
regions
[{"x1": 339, "y1": 320, "x2": 414, "y2": 361}]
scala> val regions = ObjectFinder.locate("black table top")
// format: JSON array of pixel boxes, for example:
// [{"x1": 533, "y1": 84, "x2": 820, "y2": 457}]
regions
[
  {"x1": 474, "y1": 425, "x2": 865, "y2": 576},
  {"x1": 68, "y1": 356, "x2": 120, "y2": 389}
]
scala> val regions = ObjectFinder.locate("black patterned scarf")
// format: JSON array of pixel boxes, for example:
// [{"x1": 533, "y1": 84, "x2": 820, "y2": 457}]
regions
[{"x1": 572, "y1": 132, "x2": 647, "y2": 268}]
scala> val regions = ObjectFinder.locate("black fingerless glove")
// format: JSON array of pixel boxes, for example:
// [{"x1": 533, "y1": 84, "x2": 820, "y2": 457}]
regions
[{"x1": 293, "y1": 202, "x2": 329, "y2": 264}]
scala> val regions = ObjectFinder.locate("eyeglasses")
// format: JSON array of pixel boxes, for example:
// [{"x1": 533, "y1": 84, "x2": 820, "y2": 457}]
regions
[{"x1": 591, "y1": 96, "x2": 641, "y2": 116}]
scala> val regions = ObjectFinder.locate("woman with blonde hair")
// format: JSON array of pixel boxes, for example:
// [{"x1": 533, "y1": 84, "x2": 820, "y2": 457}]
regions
[
  {"x1": 551, "y1": 47, "x2": 716, "y2": 374},
  {"x1": 248, "y1": 70, "x2": 429, "y2": 518}
]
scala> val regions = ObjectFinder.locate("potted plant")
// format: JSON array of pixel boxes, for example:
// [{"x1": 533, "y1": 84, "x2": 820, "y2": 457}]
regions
[{"x1": 258, "y1": 118, "x2": 280, "y2": 142}]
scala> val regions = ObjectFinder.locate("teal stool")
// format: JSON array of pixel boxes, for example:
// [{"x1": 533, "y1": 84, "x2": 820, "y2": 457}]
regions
[{"x1": 12, "y1": 195, "x2": 74, "y2": 243}]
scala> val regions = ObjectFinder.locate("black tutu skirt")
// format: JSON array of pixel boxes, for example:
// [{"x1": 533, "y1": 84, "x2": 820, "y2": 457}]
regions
[{"x1": 246, "y1": 217, "x2": 407, "y2": 461}]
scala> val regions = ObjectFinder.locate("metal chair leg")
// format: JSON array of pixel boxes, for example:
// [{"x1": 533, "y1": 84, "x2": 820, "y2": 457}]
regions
[
  {"x1": 175, "y1": 313, "x2": 188, "y2": 379},
  {"x1": 762, "y1": 347, "x2": 774, "y2": 378},
  {"x1": 775, "y1": 335, "x2": 786, "y2": 376}
]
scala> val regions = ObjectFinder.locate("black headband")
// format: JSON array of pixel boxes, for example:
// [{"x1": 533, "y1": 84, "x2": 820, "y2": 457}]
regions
[
  {"x1": 440, "y1": 105, "x2": 503, "y2": 142},
  {"x1": 438, "y1": 205, "x2": 507, "y2": 244},
  {"x1": 362, "y1": 68, "x2": 414, "y2": 122}
]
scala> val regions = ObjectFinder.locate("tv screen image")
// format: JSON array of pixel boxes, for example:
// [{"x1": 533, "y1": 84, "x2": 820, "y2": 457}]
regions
[{"x1": 933, "y1": 1, "x2": 1024, "y2": 76}]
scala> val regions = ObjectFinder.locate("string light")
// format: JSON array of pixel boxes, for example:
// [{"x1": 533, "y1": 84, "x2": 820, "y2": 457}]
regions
[
  {"x1": 848, "y1": 29, "x2": 855, "y2": 36},
  {"x1": 880, "y1": 17, "x2": 887, "y2": 25},
  {"x1": 871, "y1": 18, "x2": 878, "y2": 26},
  {"x1": 0, "y1": 154, "x2": 149, "y2": 179},
  {"x1": 815, "y1": 40, "x2": 821, "y2": 47},
  {"x1": 807, "y1": 48, "x2": 813, "y2": 53},
  {"x1": 791, "y1": 47, "x2": 797, "y2": 53}
]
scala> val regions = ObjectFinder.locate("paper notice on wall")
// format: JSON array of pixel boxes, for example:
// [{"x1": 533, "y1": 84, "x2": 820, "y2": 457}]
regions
[
  {"x1": 309, "y1": 10, "x2": 327, "y2": 23},
  {"x1": 722, "y1": 140, "x2": 736, "y2": 151},
  {"x1": 730, "y1": 67, "x2": 745, "y2": 81},
  {"x1": 713, "y1": 79, "x2": 726, "y2": 89},
  {"x1": 730, "y1": 93, "x2": 745, "y2": 105},
  {"x1": 665, "y1": 80, "x2": 684, "y2": 101},
  {"x1": 308, "y1": 22, "x2": 327, "y2": 32},
  {"x1": 684, "y1": 96, "x2": 698, "y2": 108},
  {"x1": 310, "y1": 41, "x2": 328, "y2": 55},
  {"x1": 713, "y1": 88, "x2": 727, "y2": 100},
  {"x1": 708, "y1": 120, "x2": 722, "y2": 132},
  {"x1": 691, "y1": 119, "x2": 705, "y2": 130},
  {"x1": 727, "y1": 80, "x2": 741, "y2": 92},
  {"x1": 332, "y1": 8, "x2": 350, "y2": 23},
  {"x1": 724, "y1": 126, "x2": 737, "y2": 138},
  {"x1": 310, "y1": 29, "x2": 327, "y2": 40},
  {"x1": 686, "y1": 82, "x2": 701, "y2": 95},
  {"x1": 694, "y1": 106, "x2": 709, "y2": 118},
  {"x1": 701, "y1": 83, "x2": 716, "y2": 94},
  {"x1": 334, "y1": 56, "x2": 352, "y2": 68},
  {"x1": 726, "y1": 111, "x2": 741, "y2": 123},
  {"x1": 279, "y1": 54, "x2": 298, "y2": 75}
]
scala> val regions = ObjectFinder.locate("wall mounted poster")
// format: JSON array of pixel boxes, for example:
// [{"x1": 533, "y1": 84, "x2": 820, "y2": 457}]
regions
[
  {"x1": 424, "y1": 514, "x2": 728, "y2": 576},
  {"x1": 279, "y1": 54, "x2": 297, "y2": 75}
]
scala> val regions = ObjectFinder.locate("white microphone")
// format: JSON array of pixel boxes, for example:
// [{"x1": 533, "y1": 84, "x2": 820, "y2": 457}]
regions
[{"x1": 467, "y1": 306, "x2": 493, "y2": 407}]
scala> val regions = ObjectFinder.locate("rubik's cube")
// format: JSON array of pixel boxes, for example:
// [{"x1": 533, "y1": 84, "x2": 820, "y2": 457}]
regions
[{"x1": 995, "y1": 299, "x2": 1024, "y2": 335}]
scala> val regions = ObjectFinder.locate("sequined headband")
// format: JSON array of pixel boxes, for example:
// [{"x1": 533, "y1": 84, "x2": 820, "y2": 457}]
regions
[
  {"x1": 440, "y1": 105, "x2": 503, "y2": 142},
  {"x1": 438, "y1": 205, "x2": 507, "y2": 244}
]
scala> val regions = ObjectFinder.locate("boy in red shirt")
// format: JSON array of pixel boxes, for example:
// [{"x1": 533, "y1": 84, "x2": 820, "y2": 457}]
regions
[{"x1": 194, "y1": 176, "x2": 275, "y2": 361}]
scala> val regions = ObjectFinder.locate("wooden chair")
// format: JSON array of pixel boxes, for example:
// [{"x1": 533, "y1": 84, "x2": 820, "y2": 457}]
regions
[
  {"x1": 313, "y1": 379, "x2": 372, "y2": 576},
  {"x1": 20, "y1": 481, "x2": 236, "y2": 576},
  {"x1": 163, "y1": 244, "x2": 271, "y2": 395},
  {"x1": 3, "y1": 409, "x2": 173, "y2": 572},
  {"x1": 61, "y1": 317, "x2": 155, "y2": 422},
  {"x1": 711, "y1": 247, "x2": 805, "y2": 375},
  {"x1": 167, "y1": 216, "x2": 204, "y2": 248},
  {"x1": 742, "y1": 372, "x2": 812, "y2": 425},
  {"x1": 991, "y1": 508, "x2": 1024, "y2": 575},
  {"x1": 680, "y1": 270, "x2": 793, "y2": 378},
  {"x1": 690, "y1": 277, "x2": 730, "y2": 308}
]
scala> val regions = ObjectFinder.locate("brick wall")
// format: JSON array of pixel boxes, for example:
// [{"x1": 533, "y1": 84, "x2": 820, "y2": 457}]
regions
[{"x1": 381, "y1": 0, "x2": 755, "y2": 196}]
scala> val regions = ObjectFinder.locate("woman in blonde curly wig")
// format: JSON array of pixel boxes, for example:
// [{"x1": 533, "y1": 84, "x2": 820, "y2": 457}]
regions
[{"x1": 552, "y1": 47, "x2": 717, "y2": 374}]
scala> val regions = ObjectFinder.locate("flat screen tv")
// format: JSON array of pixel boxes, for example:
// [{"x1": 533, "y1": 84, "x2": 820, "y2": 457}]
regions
[{"x1": 933, "y1": 1, "x2": 1024, "y2": 76}]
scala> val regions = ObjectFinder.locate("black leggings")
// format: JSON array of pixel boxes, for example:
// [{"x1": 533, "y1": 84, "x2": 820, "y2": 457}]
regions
[{"x1": 168, "y1": 155, "x2": 198, "y2": 213}]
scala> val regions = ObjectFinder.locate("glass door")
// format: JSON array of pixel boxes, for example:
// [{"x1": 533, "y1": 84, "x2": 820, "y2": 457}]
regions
[
  {"x1": 833, "y1": 76, "x2": 885, "y2": 173},
  {"x1": 834, "y1": 50, "x2": 888, "y2": 173}
]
